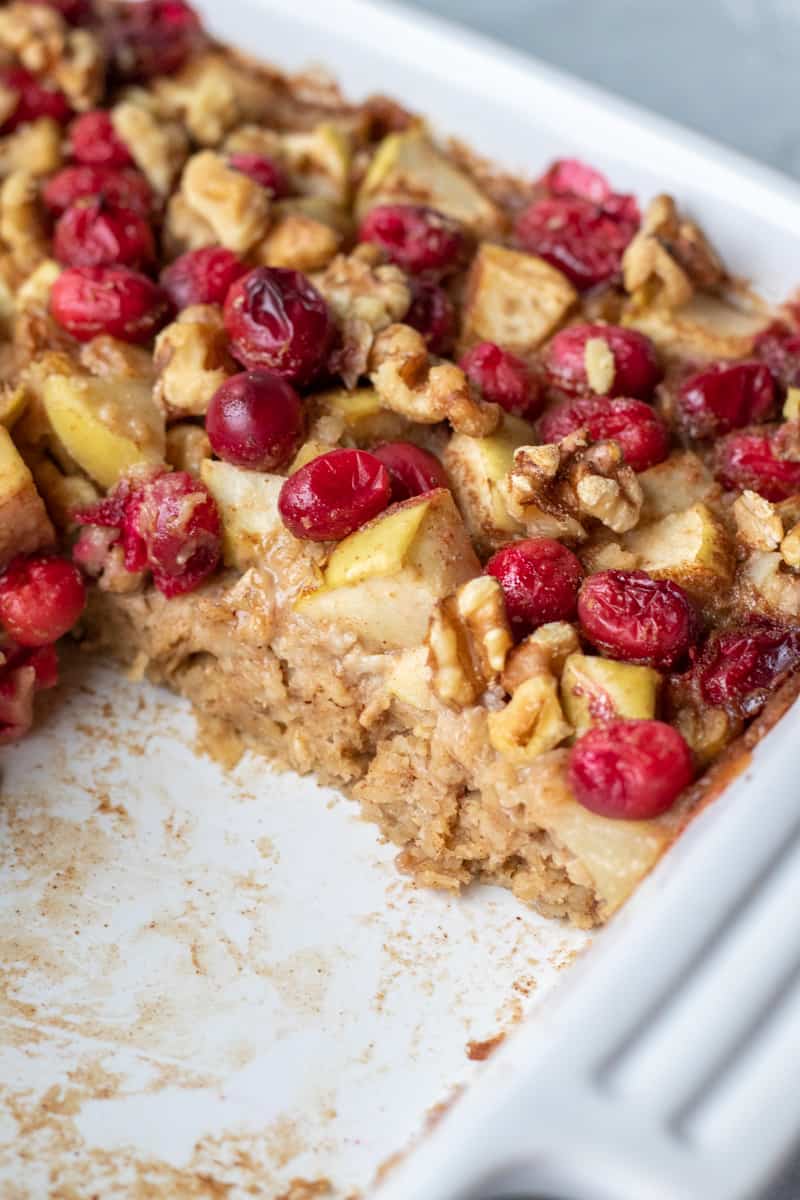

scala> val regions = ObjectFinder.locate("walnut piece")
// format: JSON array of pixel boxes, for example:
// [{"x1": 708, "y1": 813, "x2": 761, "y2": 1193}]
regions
[
  {"x1": 165, "y1": 423, "x2": 212, "y2": 477},
  {"x1": 179, "y1": 150, "x2": 271, "y2": 254},
  {"x1": 154, "y1": 57, "x2": 241, "y2": 146},
  {"x1": 256, "y1": 212, "x2": 341, "y2": 273},
  {"x1": 369, "y1": 323, "x2": 499, "y2": 436},
  {"x1": 573, "y1": 440, "x2": 643, "y2": 533},
  {"x1": 56, "y1": 28, "x2": 104, "y2": 112},
  {"x1": 163, "y1": 193, "x2": 216, "y2": 258},
  {"x1": 427, "y1": 576, "x2": 512, "y2": 707},
  {"x1": 741, "y1": 550, "x2": 800, "y2": 618},
  {"x1": 80, "y1": 336, "x2": 156, "y2": 383},
  {"x1": 0, "y1": 118, "x2": 63, "y2": 179},
  {"x1": 501, "y1": 622, "x2": 580, "y2": 693},
  {"x1": 0, "y1": 3, "x2": 63, "y2": 74},
  {"x1": 733, "y1": 490, "x2": 784, "y2": 552},
  {"x1": 584, "y1": 336, "x2": 616, "y2": 394},
  {"x1": 153, "y1": 304, "x2": 233, "y2": 419},
  {"x1": 488, "y1": 674, "x2": 573, "y2": 763},
  {"x1": 112, "y1": 100, "x2": 189, "y2": 196},
  {"x1": 622, "y1": 194, "x2": 724, "y2": 309},
  {"x1": 0, "y1": 170, "x2": 47, "y2": 271}
]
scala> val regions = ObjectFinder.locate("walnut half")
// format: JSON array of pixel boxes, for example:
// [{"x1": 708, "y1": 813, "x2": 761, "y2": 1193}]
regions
[
  {"x1": 622, "y1": 193, "x2": 724, "y2": 309},
  {"x1": 427, "y1": 576, "x2": 512, "y2": 708}
]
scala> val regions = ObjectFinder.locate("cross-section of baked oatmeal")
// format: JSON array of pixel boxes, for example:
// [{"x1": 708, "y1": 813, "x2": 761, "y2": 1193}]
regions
[{"x1": 2, "y1": 0, "x2": 800, "y2": 927}]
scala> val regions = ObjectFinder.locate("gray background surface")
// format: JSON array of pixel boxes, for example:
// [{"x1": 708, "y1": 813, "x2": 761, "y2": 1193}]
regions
[{"x1": 398, "y1": 2, "x2": 800, "y2": 1197}]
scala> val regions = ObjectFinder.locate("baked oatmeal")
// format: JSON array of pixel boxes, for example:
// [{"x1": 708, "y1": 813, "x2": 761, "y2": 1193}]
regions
[{"x1": 2, "y1": 0, "x2": 800, "y2": 927}]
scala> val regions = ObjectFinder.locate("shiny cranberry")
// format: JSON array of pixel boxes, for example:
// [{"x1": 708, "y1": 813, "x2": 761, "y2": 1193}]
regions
[
  {"x1": 676, "y1": 361, "x2": 776, "y2": 438},
  {"x1": 206, "y1": 372, "x2": 305, "y2": 471},
  {"x1": 278, "y1": 449, "x2": 391, "y2": 541},
  {"x1": 224, "y1": 267, "x2": 334, "y2": 385},
  {"x1": 539, "y1": 395, "x2": 669, "y2": 472},
  {"x1": 161, "y1": 247, "x2": 247, "y2": 310},
  {"x1": 228, "y1": 153, "x2": 290, "y2": 198},
  {"x1": 696, "y1": 621, "x2": 800, "y2": 717},
  {"x1": 538, "y1": 158, "x2": 640, "y2": 224},
  {"x1": 459, "y1": 342, "x2": 545, "y2": 419},
  {"x1": 714, "y1": 426, "x2": 800, "y2": 501},
  {"x1": 569, "y1": 719, "x2": 693, "y2": 820},
  {"x1": 104, "y1": 0, "x2": 204, "y2": 81},
  {"x1": 43, "y1": 165, "x2": 153, "y2": 217},
  {"x1": 546, "y1": 324, "x2": 661, "y2": 400},
  {"x1": 0, "y1": 67, "x2": 72, "y2": 134},
  {"x1": 51, "y1": 266, "x2": 171, "y2": 343},
  {"x1": 4, "y1": 641, "x2": 59, "y2": 689},
  {"x1": 515, "y1": 196, "x2": 638, "y2": 290},
  {"x1": 579, "y1": 570, "x2": 696, "y2": 670},
  {"x1": 404, "y1": 279, "x2": 456, "y2": 356},
  {"x1": 358, "y1": 204, "x2": 465, "y2": 276},
  {"x1": 54, "y1": 199, "x2": 155, "y2": 270},
  {"x1": 754, "y1": 324, "x2": 800, "y2": 393},
  {"x1": 486, "y1": 538, "x2": 582, "y2": 635},
  {"x1": 371, "y1": 442, "x2": 449, "y2": 502},
  {"x1": 0, "y1": 555, "x2": 85, "y2": 647},
  {"x1": 69, "y1": 110, "x2": 133, "y2": 168}
]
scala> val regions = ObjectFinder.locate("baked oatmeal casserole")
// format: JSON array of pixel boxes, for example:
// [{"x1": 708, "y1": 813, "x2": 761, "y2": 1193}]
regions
[{"x1": 2, "y1": 0, "x2": 800, "y2": 927}]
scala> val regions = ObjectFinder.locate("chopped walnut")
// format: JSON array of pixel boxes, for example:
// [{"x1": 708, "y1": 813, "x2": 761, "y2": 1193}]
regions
[
  {"x1": 455, "y1": 576, "x2": 513, "y2": 678},
  {"x1": 0, "y1": 170, "x2": 48, "y2": 272},
  {"x1": 622, "y1": 194, "x2": 724, "y2": 309},
  {"x1": 0, "y1": 3, "x2": 64, "y2": 74},
  {"x1": 574, "y1": 441, "x2": 644, "y2": 533},
  {"x1": 501, "y1": 623, "x2": 580, "y2": 693},
  {"x1": 223, "y1": 123, "x2": 284, "y2": 161},
  {"x1": 0, "y1": 118, "x2": 63, "y2": 179},
  {"x1": 369, "y1": 323, "x2": 499, "y2": 436},
  {"x1": 14, "y1": 258, "x2": 60, "y2": 311},
  {"x1": 488, "y1": 674, "x2": 573, "y2": 763},
  {"x1": 179, "y1": 150, "x2": 271, "y2": 255},
  {"x1": 427, "y1": 576, "x2": 512, "y2": 708},
  {"x1": 80, "y1": 336, "x2": 156, "y2": 383},
  {"x1": 55, "y1": 28, "x2": 104, "y2": 112},
  {"x1": 165, "y1": 423, "x2": 212, "y2": 477},
  {"x1": 256, "y1": 212, "x2": 340, "y2": 273},
  {"x1": 580, "y1": 538, "x2": 640, "y2": 574},
  {"x1": 154, "y1": 58, "x2": 241, "y2": 146},
  {"x1": 163, "y1": 192, "x2": 216, "y2": 258},
  {"x1": 584, "y1": 336, "x2": 616, "y2": 394},
  {"x1": 28, "y1": 454, "x2": 98, "y2": 533},
  {"x1": 741, "y1": 550, "x2": 800, "y2": 618},
  {"x1": 111, "y1": 100, "x2": 189, "y2": 196},
  {"x1": 153, "y1": 304, "x2": 233, "y2": 419},
  {"x1": 733, "y1": 490, "x2": 784, "y2": 552}
]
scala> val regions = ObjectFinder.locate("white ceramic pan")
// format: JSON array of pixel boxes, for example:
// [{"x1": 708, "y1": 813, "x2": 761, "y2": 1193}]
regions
[{"x1": 2, "y1": 2, "x2": 800, "y2": 1197}]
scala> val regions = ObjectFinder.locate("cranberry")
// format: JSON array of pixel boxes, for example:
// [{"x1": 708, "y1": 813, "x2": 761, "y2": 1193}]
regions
[
  {"x1": 51, "y1": 266, "x2": 171, "y2": 343},
  {"x1": 371, "y1": 442, "x2": 449, "y2": 502},
  {"x1": 228, "y1": 153, "x2": 290, "y2": 198},
  {"x1": 206, "y1": 372, "x2": 305, "y2": 472},
  {"x1": 676, "y1": 361, "x2": 776, "y2": 438},
  {"x1": 161, "y1": 247, "x2": 247, "y2": 310},
  {"x1": 754, "y1": 324, "x2": 800, "y2": 393},
  {"x1": 75, "y1": 468, "x2": 221, "y2": 597},
  {"x1": 459, "y1": 342, "x2": 545, "y2": 419},
  {"x1": 358, "y1": 204, "x2": 465, "y2": 276},
  {"x1": 514, "y1": 196, "x2": 638, "y2": 290},
  {"x1": 539, "y1": 395, "x2": 669, "y2": 472},
  {"x1": 4, "y1": 641, "x2": 59, "y2": 689},
  {"x1": 404, "y1": 279, "x2": 456, "y2": 356},
  {"x1": 545, "y1": 324, "x2": 661, "y2": 400},
  {"x1": 486, "y1": 538, "x2": 582, "y2": 635},
  {"x1": 0, "y1": 556, "x2": 85, "y2": 647},
  {"x1": 696, "y1": 620, "x2": 800, "y2": 717},
  {"x1": 579, "y1": 570, "x2": 696, "y2": 670},
  {"x1": 278, "y1": 449, "x2": 391, "y2": 542},
  {"x1": 540, "y1": 158, "x2": 613, "y2": 205},
  {"x1": 0, "y1": 67, "x2": 72, "y2": 134},
  {"x1": 104, "y1": 0, "x2": 204, "y2": 82},
  {"x1": 714, "y1": 426, "x2": 800, "y2": 501},
  {"x1": 569, "y1": 719, "x2": 693, "y2": 820},
  {"x1": 43, "y1": 165, "x2": 153, "y2": 218},
  {"x1": 69, "y1": 110, "x2": 133, "y2": 168},
  {"x1": 224, "y1": 267, "x2": 334, "y2": 385},
  {"x1": 54, "y1": 199, "x2": 155, "y2": 270}
]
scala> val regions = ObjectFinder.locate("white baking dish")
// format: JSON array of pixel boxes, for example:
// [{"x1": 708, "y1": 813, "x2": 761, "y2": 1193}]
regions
[{"x1": 3, "y1": 2, "x2": 800, "y2": 1197}]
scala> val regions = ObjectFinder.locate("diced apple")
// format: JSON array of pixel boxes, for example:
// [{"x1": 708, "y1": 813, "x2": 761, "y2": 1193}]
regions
[
  {"x1": 356, "y1": 128, "x2": 502, "y2": 237},
  {"x1": 282, "y1": 123, "x2": 352, "y2": 205},
  {"x1": 0, "y1": 425, "x2": 54, "y2": 565},
  {"x1": 315, "y1": 386, "x2": 412, "y2": 446},
  {"x1": 295, "y1": 487, "x2": 480, "y2": 651},
  {"x1": 460, "y1": 243, "x2": 577, "y2": 355},
  {"x1": 561, "y1": 653, "x2": 661, "y2": 738},
  {"x1": 201, "y1": 458, "x2": 283, "y2": 568},
  {"x1": 42, "y1": 375, "x2": 165, "y2": 490},
  {"x1": 623, "y1": 501, "x2": 734, "y2": 604},
  {"x1": 637, "y1": 450, "x2": 718, "y2": 521},
  {"x1": 624, "y1": 293, "x2": 770, "y2": 361},
  {"x1": 0, "y1": 383, "x2": 27, "y2": 428},
  {"x1": 444, "y1": 413, "x2": 534, "y2": 552},
  {"x1": 289, "y1": 439, "x2": 336, "y2": 474}
]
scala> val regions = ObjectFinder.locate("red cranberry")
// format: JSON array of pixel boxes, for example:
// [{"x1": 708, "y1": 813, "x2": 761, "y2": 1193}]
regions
[
  {"x1": 358, "y1": 204, "x2": 465, "y2": 276},
  {"x1": 228, "y1": 153, "x2": 290, "y2": 198},
  {"x1": 206, "y1": 372, "x2": 305, "y2": 471},
  {"x1": 696, "y1": 620, "x2": 800, "y2": 717},
  {"x1": 54, "y1": 199, "x2": 155, "y2": 270},
  {"x1": 0, "y1": 67, "x2": 72, "y2": 133},
  {"x1": 278, "y1": 449, "x2": 390, "y2": 542},
  {"x1": 51, "y1": 266, "x2": 171, "y2": 343},
  {"x1": 545, "y1": 324, "x2": 661, "y2": 400},
  {"x1": 579, "y1": 570, "x2": 696, "y2": 669},
  {"x1": 539, "y1": 395, "x2": 669, "y2": 472},
  {"x1": 75, "y1": 468, "x2": 221, "y2": 597},
  {"x1": 514, "y1": 196, "x2": 638, "y2": 290},
  {"x1": 404, "y1": 279, "x2": 456, "y2": 356},
  {"x1": 43, "y1": 165, "x2": 153, "y2": 217},
  {"x1": 714, "y1": 425, "x2": 800, "y2": 501},
  {"x1": 754, "y1": 323, "x2": 800, "y2": 393},
  {"x1": 486, "y1": 538, "x2": 582, "y2": 635},
  {"x1": 224, "y1": 267, "x2": 334, "y2": 385},
  {"x1": 104, "y1": 0, "x2": 204, "y2": 81},
  {"x1": 0, "y1": 555, "x2": 85, "y2": 647},
  {"x1": 4, "y1": 641, "x2": 59, "y2": 689},
  {"x1": 676, "y1": 361, "x2": 776, "y2": 438},
  {"x1": 459, "y1": 342, "x2": 545, "y2": 419},
  {"x1": 161, "y1": 247, "x2": 247, "y2": 310},
  {"x1": 371, "y1": 442, "x2": 449, "y2": 502},
  {"x1": 540, "y1": 158, "x2": 613, "y2": 205},
  {"x1": 69, "y1": 110, "x2": 133, "y2": 168},
  {"x1": 569, "y1": 719, "x2": 693, "y2": 820}
]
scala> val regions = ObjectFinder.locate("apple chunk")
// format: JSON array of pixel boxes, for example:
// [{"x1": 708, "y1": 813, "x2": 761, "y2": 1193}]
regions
[
  {"x1": 444, "y1": 413, "x2": 533, "y2": 553},
  {"x1": 295, "y1": 488, "x2": 480, "y2": 651},
  {"x1": 201, "y1": 459, "x2": 283, "y2": 568},
  {"x1": 0, "y1": 425, "x2": 54, "y2": 566},
  {"x1": 561, "y1": 653, "x2": 661, "y2": 738},
  {"x1": 460, "y1": 243, "x2": 577, "y2": 355},
  {"x1": 43, "y1": 376, "x2": 165, "y2": 490}
]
